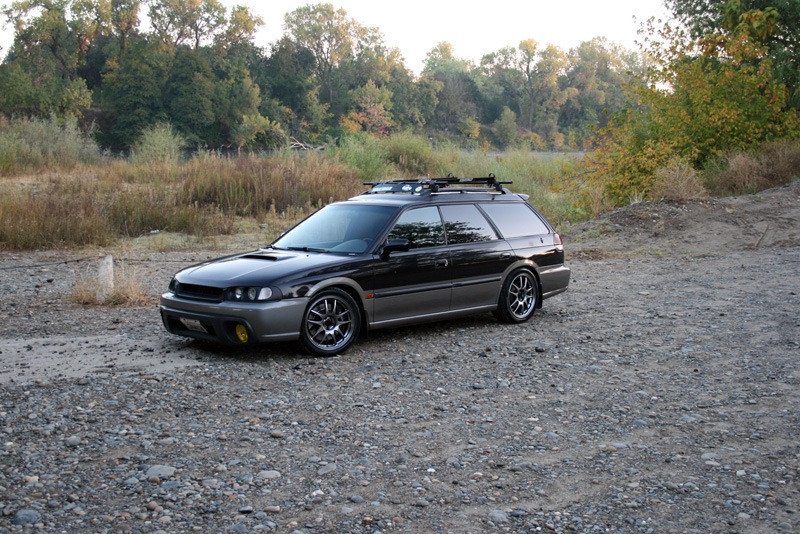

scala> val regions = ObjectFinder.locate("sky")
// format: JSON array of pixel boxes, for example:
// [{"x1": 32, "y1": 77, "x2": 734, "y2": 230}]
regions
[
  {"x1": 240, "y1": 0, "x2": 671, "y2": 73},
  {"x1": 0, "y1": 0, "x2": 671, "y2": 73}
]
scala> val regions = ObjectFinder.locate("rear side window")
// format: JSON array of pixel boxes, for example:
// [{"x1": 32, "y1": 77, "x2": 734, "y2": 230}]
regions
[
  {"x1": 440, "y1": 204, "x2": 497, "y2": 244},
  {"x1": 388, "y1": 206, "x2": 446, "y2": 248},
  {"x1": 481, "y1": 203, "x2": 550, "y2": 238}
]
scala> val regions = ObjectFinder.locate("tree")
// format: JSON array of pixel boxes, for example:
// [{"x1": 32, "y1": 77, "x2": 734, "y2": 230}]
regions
[
  {"x1": 110, "y1": 0, "x2": 140, "y2": 59},
  {"x1": 559, "y1": 38, "x2": 642, "y2": 148},
  {"x1": 163, "y1": 47, "x2": 216, "y2": 145},
  {"x1": 422, "y1": 42, "x2": 480, "y2": 135},
  {"x1": 215, "y1": 4, "x2": 262, "y2": 50},
  {"x1": 340, "y1": 79, "x2": 393, "y2": 136},
  {"x1": 2, "y1": 0, "x2": 104, "y2": 119},
  {"x1": 283, "y1": 3, "x2": 354, "y2": 107},
  {"x1": 574, "y1": 7, "x2": 800, "y2": 207},
  {"x1": 494, "y1": 106, "x2": 518, "y2": 148},
  {"x1": 100, "y1": 36, "x2": 170, "y2": 147},
  {"x1": 148, "y1": 0, "x2": 225, "y2": 51},
  {"x1": 666, "y1": 0, "x2": 800, "y2": 107}
]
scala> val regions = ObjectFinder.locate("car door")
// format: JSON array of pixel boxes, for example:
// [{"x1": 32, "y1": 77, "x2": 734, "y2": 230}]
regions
[
  {"x1": 440, "y1": 203, "x2": 514, "y2": 311},
  {"x1": 370, "y1": 206, "x2": 452, "y2": 325}
]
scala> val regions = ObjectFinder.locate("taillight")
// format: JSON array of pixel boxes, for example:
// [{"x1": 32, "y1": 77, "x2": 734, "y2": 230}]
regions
[{"x1": 553, "y1": 233, "x2": 563, "y2": 246}]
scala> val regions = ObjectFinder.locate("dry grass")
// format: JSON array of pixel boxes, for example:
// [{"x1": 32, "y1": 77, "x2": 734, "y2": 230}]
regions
[
  {"x1": 652, "y1": 159, "x2": 709, "y2": 201},
  {"x1": 70, "y1": 258, "x2": 151, "y2": 306},
  {"x1": 705, "y1": 141, "x2": 800, "y2": 196}
]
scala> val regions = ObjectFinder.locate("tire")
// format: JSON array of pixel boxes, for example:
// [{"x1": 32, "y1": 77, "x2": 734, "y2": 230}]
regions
[
  {"x1": 494, "y1": 269, "x2": 538, "y2": 323},
  {"x1": 300, "y1": 289, "x2": 361, "y2": 356}
]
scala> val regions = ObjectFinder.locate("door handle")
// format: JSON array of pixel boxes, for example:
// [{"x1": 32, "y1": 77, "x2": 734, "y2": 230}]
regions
[{"x1": 435, "y1": 259, "x2": 449, "y2": 268}]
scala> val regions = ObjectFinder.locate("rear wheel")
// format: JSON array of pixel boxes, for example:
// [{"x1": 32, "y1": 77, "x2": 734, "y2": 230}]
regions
[
  {"x1": 300, "y1": 289, "x2": 361, "y2": 356},
  {"x1": 494, "y1": 269, "x2": 538, "y2": 323}
]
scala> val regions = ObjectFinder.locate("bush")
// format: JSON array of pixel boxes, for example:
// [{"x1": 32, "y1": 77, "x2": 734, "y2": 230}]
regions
[
  {"x1": 332, "y1": 133, "x2": 393, "y2": 181},
  {"x1": 651, "y1": 158, "x2": 708, "y2": 201},
  {"x1": 129, "y1": 123, "x2": 187, "y2": 164},
  {"x1": 0, "y1": 116, "x2": 101, "y2": 175},
  {"x1": 382, "y1": 131, "x2": 437, "y2": 176},
  {"x1": 703, "y1": 141, "x2": 800, "y2": 196}
]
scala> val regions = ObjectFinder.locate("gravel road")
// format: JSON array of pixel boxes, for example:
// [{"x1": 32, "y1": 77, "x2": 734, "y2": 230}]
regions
[{"x1": 1, "y1": 184, "x2": 799, "y2": 533}]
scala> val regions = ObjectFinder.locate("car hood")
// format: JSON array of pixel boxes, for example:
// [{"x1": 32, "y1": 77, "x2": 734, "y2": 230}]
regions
[{"x1": 175, "y1": 249, "x2": 359, "y2": 287}]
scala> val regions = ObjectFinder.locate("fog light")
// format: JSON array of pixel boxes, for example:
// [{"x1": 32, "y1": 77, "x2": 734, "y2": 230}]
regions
[{"x1": 235, "y1": 324, "x2": 249, "y2": 343}]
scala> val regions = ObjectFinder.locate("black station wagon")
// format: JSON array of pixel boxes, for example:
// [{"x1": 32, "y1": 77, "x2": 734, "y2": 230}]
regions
[{"x1": 160, "y1": 176, "x2": 570, "y2": 356}]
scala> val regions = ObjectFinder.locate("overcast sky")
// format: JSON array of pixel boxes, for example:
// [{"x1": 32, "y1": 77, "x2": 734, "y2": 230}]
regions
[
  {"x1": 0, "y1": 0, "x2": 671, "y2": 73},
  {"x1": 243, "y1": 0, "x2": 671, "y2": 73}
]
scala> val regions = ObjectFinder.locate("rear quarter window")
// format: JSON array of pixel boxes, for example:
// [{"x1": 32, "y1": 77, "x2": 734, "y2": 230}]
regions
[{"x1": 480, "y1": 203, "x2": 550, "y2": 238}]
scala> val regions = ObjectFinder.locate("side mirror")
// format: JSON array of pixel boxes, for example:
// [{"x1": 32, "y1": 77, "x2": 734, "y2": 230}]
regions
[{"x1": 381, "y1": 238, "x2": 411, "y2": 258}]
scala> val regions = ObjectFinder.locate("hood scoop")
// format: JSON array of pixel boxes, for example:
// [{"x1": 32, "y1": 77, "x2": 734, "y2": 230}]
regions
[{"x1": 241, "y1": 251, "x2": 292, "y2": 261}]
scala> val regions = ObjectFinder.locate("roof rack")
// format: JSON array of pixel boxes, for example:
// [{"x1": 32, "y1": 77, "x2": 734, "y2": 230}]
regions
[{"x1": 363, "y1": 173, "x2": 512, "y2": 194}]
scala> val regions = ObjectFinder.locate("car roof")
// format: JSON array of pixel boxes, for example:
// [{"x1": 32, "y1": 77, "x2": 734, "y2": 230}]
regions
[{"x1": 347, "y1": 175, "x2": 531, "y2": 206}]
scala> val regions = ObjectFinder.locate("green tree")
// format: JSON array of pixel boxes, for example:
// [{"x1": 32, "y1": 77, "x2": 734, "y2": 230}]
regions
[
  {"x1": 2, "y1": 0, "x2": 103, "y2": 119},
  {"x1": 666, "y1": 0, "x2": 800, "y2": 107},
  {"x1": 575, "y1": 8, "x2": 800, "y2": 207},
  {"x1": 100, "y1": 36, "x2": 170, "y2": 147},
  {"x1": 283, "y1": 3, "x2": 354, "y2": 107},
  {"x1": 148, "y1": 0, "x2": 225, "y2": 51},
  {"x1": 164, "y1": 47, "x2": 216, "y2": 145},
  {"x1": 110, "y1": 0, "x2": 140, "y2": 59},
  {"x1": 559, "y1": 38, "x2": 642, "y2": 148},
  {"x1": 422, "y1": 42, "x2": 480, "y2": 135},
  {"x1": 494, "y1": 106, "x2": 518, "y2": 148}
]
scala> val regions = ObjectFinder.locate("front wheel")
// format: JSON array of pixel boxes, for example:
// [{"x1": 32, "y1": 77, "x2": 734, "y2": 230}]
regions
[
  {"x1": 300, "y1": 289, "x2": 361, "y2": 356},
  {"x1": 494, "y1": 269, "x2": 539, "y2": 323}
]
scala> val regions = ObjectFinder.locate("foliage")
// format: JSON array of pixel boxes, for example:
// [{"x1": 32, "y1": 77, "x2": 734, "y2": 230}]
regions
[
  {"x1": 0, "y1": 115, "x2": 101, "y2": 175},
  {"x1": 340, "y1": 80, "x2": 393, "y2": 136},
  {"x1": 666, "y1": 0, "x2": 800, "y2": 107},
  {"x1": 382, "y1": 130, "x2": 437, "y2": 176},
  {"x1": 0, "y1": 0, "x2": 646, "y2": 151},
  {"x1": 129, "y1": 122, "x2": 186, "y2": 164},
  {"x1": 570, "y1": 5, "x2": 800, "y2": 210},
  {"x1": 494, "y1": 107, "x2": 519, "y2": 148}
]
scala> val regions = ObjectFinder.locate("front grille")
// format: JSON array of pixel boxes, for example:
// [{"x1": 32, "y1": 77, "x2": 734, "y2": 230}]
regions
[{"x1": 175, "y1": 283, "x2": 224, "y2": 302}]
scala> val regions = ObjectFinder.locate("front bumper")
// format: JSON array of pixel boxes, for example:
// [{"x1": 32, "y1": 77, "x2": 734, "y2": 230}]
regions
[{"x1": 159, "y1": 293, "x2": 308, "y2": 345}]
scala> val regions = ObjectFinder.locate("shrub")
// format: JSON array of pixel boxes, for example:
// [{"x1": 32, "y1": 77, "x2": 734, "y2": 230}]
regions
[
  {"x1": 382, "y1": 131, "x2": 436, "y2": 176},
  {"x1": 332, "y1": 133, "x2": 393, "y2": 181},
  {"x1": 651, "y1": 158, "x2": 708, "y2": 201},
  {"x1": 129, "y1": 122, "x2": 187, "y2": 164},
  {"x1": 0, "y1": 116, "x2": 101, "y2": 175},
  {"x1": 759, "y1": 140, "x2": 800, "y2": 186}
]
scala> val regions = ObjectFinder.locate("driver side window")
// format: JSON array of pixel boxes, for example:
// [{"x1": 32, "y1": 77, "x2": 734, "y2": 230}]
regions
[{"x1": 388, "y1": 207, "x2": 446, "y2": 249}]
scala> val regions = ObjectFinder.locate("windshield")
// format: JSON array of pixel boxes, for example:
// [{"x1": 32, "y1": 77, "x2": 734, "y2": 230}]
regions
[{"x1": 272, "y1": 203, "x2": 398, "y2": 254}]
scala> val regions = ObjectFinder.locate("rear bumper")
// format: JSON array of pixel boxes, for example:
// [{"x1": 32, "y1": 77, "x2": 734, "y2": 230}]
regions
[
  {"x1": 539, "y1": 264, "x2": 571, "y2": 299},
  {"x1": 159, "y1": 293, "x2": 307, "y2": 345}
]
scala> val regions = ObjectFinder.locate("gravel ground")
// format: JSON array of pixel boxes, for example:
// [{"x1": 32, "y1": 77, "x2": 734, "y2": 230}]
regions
[{"x1": 1, "y1": 184, "x2": 799, "y2": 533}]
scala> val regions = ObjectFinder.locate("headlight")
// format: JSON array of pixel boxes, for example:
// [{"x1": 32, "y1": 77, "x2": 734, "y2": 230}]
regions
[{"x1": 225, "y1": 286, "x2": 277, "y2": 302}]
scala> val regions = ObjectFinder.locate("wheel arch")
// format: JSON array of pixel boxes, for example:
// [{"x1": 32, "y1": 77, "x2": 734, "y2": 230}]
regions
[
  {"x1": 502, "y1": 261, "x2": 543, "y2": 309},
  {"x1": 307, "y1": 278, "x2": 369, "y2": 332}
]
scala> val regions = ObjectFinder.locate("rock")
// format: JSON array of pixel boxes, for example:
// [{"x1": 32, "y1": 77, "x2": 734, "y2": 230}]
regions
[
  {"x1": 13, "y1": 509, "x2": 41, "y2": 525},
  {"x1": 488, "y1": 509, "x2": 509, "y2": 523},
  {"x1": 146, "y1": 465, "x2": 176, "y2": 478},
  {"x1": 318, "y1": 463, "x2": 337, "y2": 475}
]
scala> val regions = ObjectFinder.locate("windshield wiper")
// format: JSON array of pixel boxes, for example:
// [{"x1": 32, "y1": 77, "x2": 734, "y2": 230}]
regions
[{"x1": 286, "y1": 246, "x2": 328, "y2": 253}]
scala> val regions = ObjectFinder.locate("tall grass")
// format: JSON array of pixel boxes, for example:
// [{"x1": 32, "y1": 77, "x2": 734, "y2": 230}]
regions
[
  {"x1": 0, "y1": 127, "x2": 581, "y2": 249},
  {"x1": 9, "y1": 120, "x2": 794, "y2": 251},
  {"x1": 0, "y1": 115, "x2": 101, "y2": 175},
  {"x1": 703, "y1": 140, "x2": 800, "y2": 196}
]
